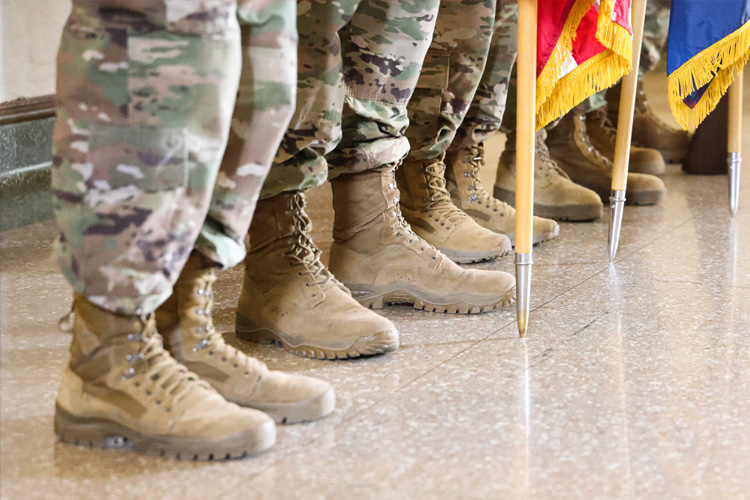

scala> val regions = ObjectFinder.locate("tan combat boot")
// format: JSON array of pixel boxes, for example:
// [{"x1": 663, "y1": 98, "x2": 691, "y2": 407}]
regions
[
  {"x1": 235, "y1": 191, "x2": 399, "y2": 360},
  {"x1": 328, "y1": 164, "x2": 516, "y2": 314},
  {"x1": 546, "y1": 112, "x2": 666, "y2": 205},
  {"x1": 607, "y1": 79, "x2": 691, "y2": 163},
  {"x1": 445, "y1": 143, "x2": 559, "y2": 246},
  {"x1": 397, "y1": 155, "x2": 511, "y2": 263},
  {"x1": 156, "y1": 252, "x2": 335, "y2": 423},
  {"x1": 55, "y1": 295, "x2": 275, "y2": 460},
  {"x1": 585, "y1": 108, "x2": 666, "y2": 175},
  {"x1": 494, "y1": 130, "x2": 604, "y2": 221}
]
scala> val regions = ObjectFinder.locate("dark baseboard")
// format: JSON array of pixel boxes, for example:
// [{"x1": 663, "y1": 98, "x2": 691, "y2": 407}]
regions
[{"x1": 0, "y1": 95, "x2": 56, "y2": 126}]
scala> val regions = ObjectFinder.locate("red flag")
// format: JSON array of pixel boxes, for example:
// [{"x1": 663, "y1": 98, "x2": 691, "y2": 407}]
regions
[{"x1": 536, "y1": 0, "x2": 633, "y2": 128}]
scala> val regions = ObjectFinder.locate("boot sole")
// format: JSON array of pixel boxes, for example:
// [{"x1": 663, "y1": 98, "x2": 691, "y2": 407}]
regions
[
  {"x1": 54, "y1": 404, "x2": 275, "y2": 461},
  {"x1": 507, "y1": 224, "x2": 560, "y2": 247},
  {"x1": 236, "y1": 387, "x2": 336, "y2": 425},
  {"x1": 347, "y1": 284, "x2": 516, "y2": 314},
  {"x1": 625, "y1": 189, "x2": 666, "y2": 206},
  {"x1": 439, "y1": 241, "x2": 512, "y2": 264},
  {"x1": 235, "y1": 315, "x2": 399, "y2": 360},
  {"x1": 493, "y1": 187, "x2": 603, "y2": 222}
]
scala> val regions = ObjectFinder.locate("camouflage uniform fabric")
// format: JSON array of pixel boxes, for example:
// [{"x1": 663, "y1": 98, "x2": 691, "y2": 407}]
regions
[
  {"x1": 52, "y1": 0, "x2": 297, "y2": 315},
  {"x1": 452, "y1": 0, "x2": 517, "y2": 150},
  {"x1": 259, "y1": 0, "x2": 441, "y2": 199},
  {"x1": 404, "y1": 0, "x2": 497, "y2": 161}
]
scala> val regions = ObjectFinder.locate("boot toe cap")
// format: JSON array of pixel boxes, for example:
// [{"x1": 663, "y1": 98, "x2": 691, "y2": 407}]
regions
[
  {"x1": 630, "y1": 147, "x2": 666, "y2": 175},
  {"x1": 532, "y1": 216, "x2": 560, "y2": 241},
  {"x1": 626, "y1": 173, "x2": 667, "y2": 205}
]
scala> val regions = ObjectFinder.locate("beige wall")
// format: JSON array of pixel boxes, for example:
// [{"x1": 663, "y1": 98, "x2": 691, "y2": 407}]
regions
[{"x1": 0, "y1": 0, "x2": 71, "y2": 102}]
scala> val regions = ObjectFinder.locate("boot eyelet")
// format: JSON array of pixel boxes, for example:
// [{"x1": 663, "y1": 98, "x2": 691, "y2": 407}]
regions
[
  {"x1": 195, "y1": 308, "x2": 203, "y2": 315},
  {"x1": 197, "y1": 289, "x2": 205, "y2": 296}
]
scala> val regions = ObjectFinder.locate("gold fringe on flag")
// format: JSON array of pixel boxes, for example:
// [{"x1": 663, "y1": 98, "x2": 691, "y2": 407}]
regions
[
  {"x1": 536, "y1": 0, "x2": 634, "y2": 128},
  {"x1": 667, "y1": 20, "x2": 750, "y2": 130}
]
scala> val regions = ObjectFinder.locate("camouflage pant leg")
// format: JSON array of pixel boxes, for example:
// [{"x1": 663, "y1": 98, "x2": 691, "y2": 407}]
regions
[
  {"x1": 52, "y1": 0, "x2": 242, "y2": 315},
  {"x1": 328, "y1": 0, "x2": 442, "y2": 174},
  {"x1": 193, "y1": 0, "x2": 298, "y2": 267},
  {"x1": 451, "y1": 0, "x2": 517, "y2": 150},
  {"x1": 259, "y1": 0, "x2": 363, "y2": 199},
  {"x1": 640, "y1": 0, "x2": 670, "y2": 74},
  {"x1": 403, "y1": 0, "x2": 496, "y2": 161}
]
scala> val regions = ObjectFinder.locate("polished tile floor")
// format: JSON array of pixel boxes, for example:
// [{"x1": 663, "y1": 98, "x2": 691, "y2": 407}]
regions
[{"x1": 2, "y1": 74, "x2": 749, "y2": 500}]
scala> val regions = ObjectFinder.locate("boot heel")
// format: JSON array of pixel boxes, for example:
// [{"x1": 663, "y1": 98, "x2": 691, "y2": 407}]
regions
[{"x1": 54, "y1": 404, "x2": 131, "y2": 450}]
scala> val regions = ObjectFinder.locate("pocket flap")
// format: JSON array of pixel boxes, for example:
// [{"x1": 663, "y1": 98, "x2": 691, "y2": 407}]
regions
[{"x1": 415, "y1": 49, "x2": 450, "y2": 90}]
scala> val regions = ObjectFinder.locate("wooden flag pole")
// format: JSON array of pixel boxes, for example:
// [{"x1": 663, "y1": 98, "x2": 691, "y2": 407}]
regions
[
  {"x1": 608, "y1": 0, "x2": 648, "y2": 262},
  {"x1": 515, "y1": 0, "x2": 537, "y2": 337},
  {"x1": 728, "y1": 69, "x2": 743, "y2": 217}
]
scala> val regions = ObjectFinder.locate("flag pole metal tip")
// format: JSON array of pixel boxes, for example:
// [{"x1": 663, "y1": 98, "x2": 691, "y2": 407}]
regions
[
  {"x1": 608, "y1": 190, "x2": 626, "y2": 262},
  {"x1": 729, "y1": 152, "x2": 742, "y2": 217},
  {"x1": 515, "y1": 252, "x2": 533, "y2": 338}
]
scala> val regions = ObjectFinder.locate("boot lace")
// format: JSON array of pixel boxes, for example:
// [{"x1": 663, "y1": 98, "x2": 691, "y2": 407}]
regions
[
  {"x1": 58, "y1": 298, "x2": 217, "y2": 409},
  {"x1": 190, "y1": 270, "x2": 267, "y2": 375},
  {"x1": 464, "y1": 143, "x2": 514, "y2": 214},
  {"x1": 286, "y1": 192, "x2": 339, "y2": 292},
  {"x1": 384, "y1": 165, "x2": 442, "y2": 260},
  {"x1": 535, "y1": 131, "x2": 571, "y2": 180},
  {"x1": 574, "y1": 113, "x2": 613, "y2": 170},
  {"x1": 422, "y1": 157, "x2": 472, "y2": 225},
  {"x1": 124, "y1": 316, "x2": 213, "y2": 405},
  {"x1": 592, "y1": 108, "x2": 617, "y2": 147}
]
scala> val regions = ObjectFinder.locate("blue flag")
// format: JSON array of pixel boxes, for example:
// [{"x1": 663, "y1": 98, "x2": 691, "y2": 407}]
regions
[{"x1": 667, "y1": 0, "x2": 750, "y2": 129}]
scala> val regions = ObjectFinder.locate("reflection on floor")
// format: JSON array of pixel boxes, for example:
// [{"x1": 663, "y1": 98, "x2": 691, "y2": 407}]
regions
[{"x1": 1, "y1": 74, "x2": 749, "y2": 500}]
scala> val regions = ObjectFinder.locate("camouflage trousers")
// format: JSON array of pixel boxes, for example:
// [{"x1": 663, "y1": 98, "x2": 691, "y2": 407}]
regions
[
  {"x1": 52, "y1": 0, "x2": 297, "y2": 315},
  {"x1": 258, "y1": 0, "x2": 441, "y2": 199},
  {"x1": 405, "y1": 0, "x2": 497, "y2": 161}
]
